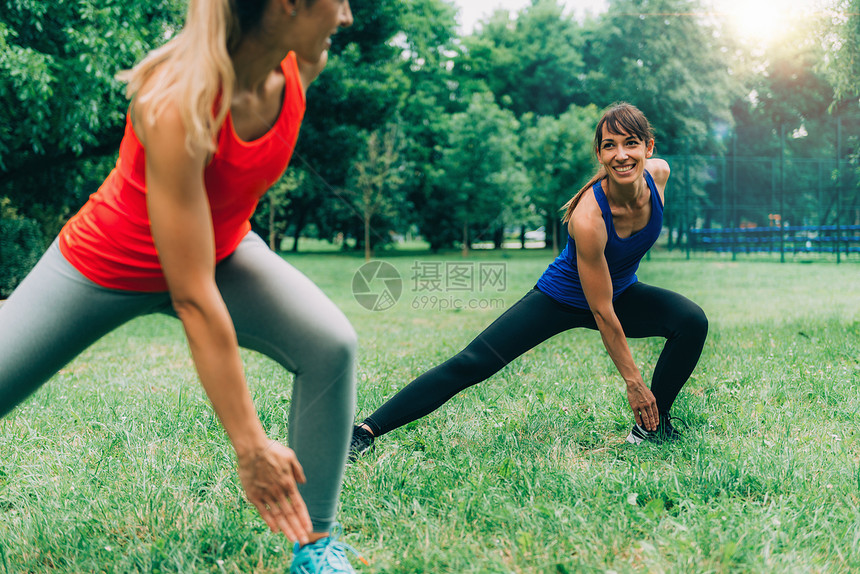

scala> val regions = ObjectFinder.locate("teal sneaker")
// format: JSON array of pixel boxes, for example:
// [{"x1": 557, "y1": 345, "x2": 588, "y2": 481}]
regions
[{"x1": 290, "y1": 526, "x2": 366, "y2": 574}]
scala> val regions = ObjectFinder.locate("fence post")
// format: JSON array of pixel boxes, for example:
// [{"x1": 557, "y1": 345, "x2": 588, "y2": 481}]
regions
[
  {"x1": 837, "y1": 116, "x2": 842, "y2": 264},
  {"x1": 771, "y1": 158, "x2": 778, "y2": 257},
  {"x1": 721, "y1": 154, "x2": 727, "y2": 254},
  {"x1": 818, "y1": 161, "x2": 824, "y2": 255},
  {"x1": 732, "y1": 136, "x2": 738, "y2": 261},
  {"x1": 685, "y1": 154, "x2": 691, "y2": 260},
  {"x1": 780, "y1": 125, "x2": 786, "y2": 263}
]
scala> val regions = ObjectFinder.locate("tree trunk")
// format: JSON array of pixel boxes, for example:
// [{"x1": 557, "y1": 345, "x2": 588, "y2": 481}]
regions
[
  {"x1": 462, "y1": 221, "x2": 469, "y2": 258},
  {"x1": 520, "y1": 225, "x2": 526, "y2": 249},
  {"x1": 492, "y1": 225, "x2": 501, "y2": 249},
  {"x1": 544, "y1": 214, "x2": 553, "y2": 249},
  {"x1": 268, "y1": 195, "x2": 277, "y2": 251},
  {"x1": 364, "y1": 216, "x2": 372, "y2": 261},
  {"x1": 552, "y1": 217, "x2": 559, "y2": 256},
  {"x1": 291, "y1": 207, "x2": 309, "y2": 253}
]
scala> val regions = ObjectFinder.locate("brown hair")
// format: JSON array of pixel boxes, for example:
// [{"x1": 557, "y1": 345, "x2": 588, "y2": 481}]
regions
[{"x1": 561, "y1": 103, "x2": 654, "y2": 223}]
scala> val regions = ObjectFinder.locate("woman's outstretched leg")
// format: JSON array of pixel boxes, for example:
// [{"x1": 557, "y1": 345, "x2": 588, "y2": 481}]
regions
[
  {"x1": 0, "y1": 240, "x2": 167, "y2": 418},
  {"x1": 214, "y1": 233, "x2": 356, "y2": 534},
  {"x1": 362, "y1": 288, "x2": 596, "y2": 437}
]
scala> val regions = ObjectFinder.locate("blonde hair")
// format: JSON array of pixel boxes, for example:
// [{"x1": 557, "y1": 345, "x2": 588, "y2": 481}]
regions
[
  {"x1": 117, "y1": 0, "x2": 238, "y2": 153},
  {"x1": 561, "y1": 103, "x2": 654, "y2": 223}
]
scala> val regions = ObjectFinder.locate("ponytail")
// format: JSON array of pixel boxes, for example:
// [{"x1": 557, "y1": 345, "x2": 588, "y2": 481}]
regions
[
  {"x1": 561, "y1": 166, "x2": 606, "y2": 224},
  {"x1": 117, "y1": 0, "x2": 236, "y2": 153}
]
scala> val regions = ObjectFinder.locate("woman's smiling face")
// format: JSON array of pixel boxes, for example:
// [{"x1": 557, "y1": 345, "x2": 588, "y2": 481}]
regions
[{"x1": 597, "y1": 126, "x2": 654, "y2": 186}]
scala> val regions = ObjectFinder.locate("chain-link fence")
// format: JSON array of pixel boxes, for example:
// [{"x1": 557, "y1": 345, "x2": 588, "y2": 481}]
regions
[{"x1": 661, "y1": 152, "x2": 860, "y2": 263}]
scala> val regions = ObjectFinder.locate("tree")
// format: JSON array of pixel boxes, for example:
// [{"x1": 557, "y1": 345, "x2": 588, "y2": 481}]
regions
[
  {"x1": 0, "y1": 0, "x2": 185, "y2": 290},
  {"x1": 434, "y1": 92, "x2": 523, "y2": 256},
  {"x1": 457, "y1": 0, "x2": 586, "y2": 118},
  {"x1": 0, "y1": 197, "x2": 43, "y2": 297},
  {"x1": 253, "y1": 169, "x2": 306, "y2": 251},
  {"x1": 577, "y1": 0, "x2": 738, "y2": 247},
  {"x1": 388, "y1": 0, "x2": 472, "y2": 252},
  {"x1": 348, "y1": 124, "x2": 407, "y2": 260},
  {"x1": 0, "y1": 0, "x2": 184, "y2": 176},
  {"x1": 821, "y1": 0, "x2": 860, "y2": 103},
  {"x1": 292, "y1": 0, "x2": 408, "y2": 248},
  {"x1": 522, "y1": 104, "x2": 601, "y2": 254}
]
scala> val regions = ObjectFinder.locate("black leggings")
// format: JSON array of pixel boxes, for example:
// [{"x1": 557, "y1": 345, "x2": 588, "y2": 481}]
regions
[{"x1": 364, "y1": 283, "x2": 708, "y2": 436}]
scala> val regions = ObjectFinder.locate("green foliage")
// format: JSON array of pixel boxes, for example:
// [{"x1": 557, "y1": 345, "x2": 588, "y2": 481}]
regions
[
  {"x1": 253, "y1": 170, "x2": 306, "y2": 251},
  {"x1": 348, "y1": 123, "x2": 409, "y2": 258},
  {"x1": 732, "y1": 17, "x2": 839, "y2": 158},
  {"x1": 1, "y1": 0, "x2": 857, "y2": 285},
  {"x1": 293, "y1": 0, "x2": 407, "y2": 248},
  {"x1": 0, "y1": 0, "x2": 184, "y2": 173},
  {"x1": 0, "y1": 197, "x2": 44, "y2": 297},
  {"x1": 821, "y1": 0, "x2": 860, "y2": 103},
  {"x1": 0, "y1": 0, "x2": 184, "y2": 284},
  {"x1": 434, "y1": 92, "x2": 524, "y2": 251},
  {"x1": 394, "y1": 0, "x2": 463, "y2": 251},
  {"x1": 521, "y1": 104, "x2": 602, "y2": 249},
  {"x1": 458, "y1": 0, "x2": 586, "y2": 117}
]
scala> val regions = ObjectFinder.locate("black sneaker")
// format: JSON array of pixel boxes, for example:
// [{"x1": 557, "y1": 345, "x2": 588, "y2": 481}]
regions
[
  {"x1": 348, "y1": 425, "x2": 375, "y2": 461},
  {"x1": 626, "y1": 412, "x2": 684, "y2": 444}
]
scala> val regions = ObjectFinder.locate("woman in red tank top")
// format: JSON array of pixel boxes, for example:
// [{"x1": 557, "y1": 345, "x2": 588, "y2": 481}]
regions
[{"x1": 0, "y1": 1, "x2": 364, "y2": 571}]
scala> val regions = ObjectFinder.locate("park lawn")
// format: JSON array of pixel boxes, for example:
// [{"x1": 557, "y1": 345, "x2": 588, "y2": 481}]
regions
[{"x1": 1, "y1": 250, "x2": 858, "y2": 573}]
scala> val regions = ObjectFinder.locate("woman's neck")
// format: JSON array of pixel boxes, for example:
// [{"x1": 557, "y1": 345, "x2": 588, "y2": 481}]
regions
[
  {"x1": 605, "y1": 177, "x2": 649, "y2": 208},
  {"x1": 231, "y1": 39, "x2": 286, "y2": 95}
]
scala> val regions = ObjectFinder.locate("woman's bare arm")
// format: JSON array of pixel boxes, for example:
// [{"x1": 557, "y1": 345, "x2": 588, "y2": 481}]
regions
[
  {"x1": 136, "y1": 99, "x2": 312, "y2": 542},
  {"x1": 570, "y1": 203, "x2": 659, "y2": 431}
]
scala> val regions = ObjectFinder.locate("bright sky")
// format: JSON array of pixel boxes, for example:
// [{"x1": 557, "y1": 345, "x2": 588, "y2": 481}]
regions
[
  {"x1": 452, "y1": 0, "x2": 605, "y2": 33},
  {"x1": 451, "y1": 0, "x2": 828, "y2": 41}
]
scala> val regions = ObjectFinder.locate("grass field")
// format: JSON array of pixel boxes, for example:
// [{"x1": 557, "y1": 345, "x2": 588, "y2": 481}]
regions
[{"x1": 1, "y1": 249, "x2": 859, "y2": 573}]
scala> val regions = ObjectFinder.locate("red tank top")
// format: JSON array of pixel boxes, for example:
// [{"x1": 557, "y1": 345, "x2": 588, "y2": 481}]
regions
[{"x1": 59, "y1": 52, "x2": 305, "y2": 292}]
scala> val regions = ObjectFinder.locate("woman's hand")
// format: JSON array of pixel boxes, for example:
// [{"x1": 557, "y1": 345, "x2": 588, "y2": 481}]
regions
[
  {"x1": 238, "y1": 440, "x2": 313, "y2": 543},
  {"x1": 626, "y1": 380, "x2": 659, "y2": 431}
]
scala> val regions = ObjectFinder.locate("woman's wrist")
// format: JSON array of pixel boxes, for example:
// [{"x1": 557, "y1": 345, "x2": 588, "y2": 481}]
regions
[{"x1": 230, "y1": 427, "x2": 271, "y2": 461}]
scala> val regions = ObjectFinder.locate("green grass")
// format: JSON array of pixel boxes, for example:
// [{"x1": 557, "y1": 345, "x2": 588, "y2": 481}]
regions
[{"x1": 1, "y1": 250, "x2": 859, "y2": 573}]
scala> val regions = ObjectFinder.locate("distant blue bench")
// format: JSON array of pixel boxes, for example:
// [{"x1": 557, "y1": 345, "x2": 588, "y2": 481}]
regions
[{"x1": 688, "y1": 225, "x2": 860, "y2": 254}]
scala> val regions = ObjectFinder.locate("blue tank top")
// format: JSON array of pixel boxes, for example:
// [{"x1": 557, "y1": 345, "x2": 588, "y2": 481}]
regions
[{"x1": 536, "y1": 170, "x2": 663, "y2": 310}]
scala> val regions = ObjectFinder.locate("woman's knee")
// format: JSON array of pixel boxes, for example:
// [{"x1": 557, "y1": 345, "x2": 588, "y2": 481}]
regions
[
  {"x1": 313, "y1": 319, "x2": 358, "y2": 372},
  {"x1": 446, "y1": 341, "x2": 502, "y2": 381},
  {"x1": 679, "y1": 303, "x2": 708, "y2": 342}
]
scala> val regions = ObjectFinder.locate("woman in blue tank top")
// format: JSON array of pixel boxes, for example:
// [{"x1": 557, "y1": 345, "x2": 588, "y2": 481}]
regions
[{"x1": 351, "y1": 103, "x2": 708, "y2": 457}]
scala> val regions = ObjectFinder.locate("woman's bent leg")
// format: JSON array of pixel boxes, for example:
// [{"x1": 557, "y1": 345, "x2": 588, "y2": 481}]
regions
[
  {"x1": 364, "y1": 288, "x2": 595, "y2": 436},
  {"x1": 0, "y1": 240, "x2": 168, "y2": 418},
  {"x1": 612, "y1": 282, "x2": 708, "y2": 413},
  {"x1": 214, "y1": 233, "x2": 356, "y2": 533}
]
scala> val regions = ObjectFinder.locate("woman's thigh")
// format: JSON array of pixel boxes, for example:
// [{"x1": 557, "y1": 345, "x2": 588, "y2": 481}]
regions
[
  {"x1": 613, "y1": 282, "x2": 706, "y2": 339},
  {"x1": 0, "y1": 240, "x2": 168, "y2": 416},
  {"x1": 213, "y1": 232, "x2": 356, "y2": 373}
]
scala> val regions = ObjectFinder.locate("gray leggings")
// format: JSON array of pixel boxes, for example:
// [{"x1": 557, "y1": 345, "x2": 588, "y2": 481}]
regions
[{"x1": 0, "y1": 232, "x2": 356, "y2": 532}]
